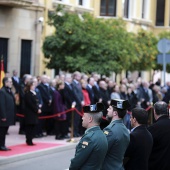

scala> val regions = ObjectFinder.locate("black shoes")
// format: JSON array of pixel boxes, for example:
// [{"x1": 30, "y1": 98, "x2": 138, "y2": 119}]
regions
[
  {"x1": 0, "y1": 146, "x2": 11, "y2": 151},
  {"x1": 26, "y1": 140, "x2": 36, "y2": 146},
  {"x1": 55, "y1": 135, "x2": 70, "y2": 140}
]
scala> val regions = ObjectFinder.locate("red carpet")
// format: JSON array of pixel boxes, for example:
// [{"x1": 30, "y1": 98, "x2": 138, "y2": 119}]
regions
[{"x1": 0, "y1": 143, "x2": 64, "y2": 157}]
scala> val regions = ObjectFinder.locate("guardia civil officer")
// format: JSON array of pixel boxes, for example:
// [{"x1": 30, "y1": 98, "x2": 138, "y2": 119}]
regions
[
  {"x1": 102, "y1": 99, "x2": 130, "y2": 170},
  {"x1": 69, "y1": 103, "x2": 108, "y2": 170}
]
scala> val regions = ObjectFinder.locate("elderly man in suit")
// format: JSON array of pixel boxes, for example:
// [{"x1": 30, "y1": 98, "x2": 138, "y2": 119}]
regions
[
  {"x1": 102, "y1": 99, "x2": 130, "y2": 170},
  {"x1": 69, "y1": 103, "x2": 108, "y2": 170},
  {"x1": 0, "y1": 77, "x2": 15, "y2": 151},
  {"x1": 71, "y1": 71, "x2": 84, "y2": 136},
  {"x1": 148, "y1": 101, "x2": 170, "y2": 170},
  {"x1": 124, "y1": 108, "x2": 153, "y2": 170}
]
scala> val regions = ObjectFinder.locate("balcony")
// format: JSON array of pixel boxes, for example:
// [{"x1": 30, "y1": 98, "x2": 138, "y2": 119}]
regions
[
  {"x1": 74, "y1": 5, "x2": 94, "y2": 14},
  {"x1": 0, "y1": 0, "x2": 33, "y2": 7},
  {"x1": 52, "y1": 0, "x2": 73, "y2": 11}
]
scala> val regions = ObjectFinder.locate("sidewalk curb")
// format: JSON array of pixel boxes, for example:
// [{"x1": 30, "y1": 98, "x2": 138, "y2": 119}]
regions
[{"x1": 0, "y1": 143, "x2": 76, "y2": 165}]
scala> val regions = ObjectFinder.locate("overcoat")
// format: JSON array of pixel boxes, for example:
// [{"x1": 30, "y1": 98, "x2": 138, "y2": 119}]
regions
[
  {"x1": 24, "y1": 91, "x2": 39, "y2": 125},
  {"x1": 0, "y1": 87, "x2": 15, "y2": 127},
  {"x1": 148, "y1": 115, "x2": 170, "y2": 170},
  {"x1": 124, "y1": 125, "x2": 153, "y2": 170}
]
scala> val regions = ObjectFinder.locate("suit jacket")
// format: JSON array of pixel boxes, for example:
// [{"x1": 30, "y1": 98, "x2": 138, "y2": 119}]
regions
[
  {"x1": 102, "y1": 119, "x2": 130, "y2": 170},
  {"x1": 63, "y1": 83, "x2": 76, "y2": 109},
  {"x1": 86, "y1": 85, "x2": 95, "y2": 104},
  {"x1": 12, "y1": 76, "x2": 20, "y2": 93},
  {"x1": 92, "y1": 85, "x2": 101, "y2": 103},
  {"x1": 0, "y1": 87, "x2": 15, "y2": 127},
  {"x1": 37, "y1": 83, "x2": 52, "y2": 113},
  {"x1": 24, "y1": 91, "x2": 39, "y2": 125},
  {"x1": 72, "y1": 80, "x2": 83, "y2": 106},
  {"x1": 69, "y1": 126, "x2": 108, "y2": 170},
  {"x1": 148, "y1": 115, "x2": 170, "y2": 170},
  {"x1": 124, "y1": 125, "x2": 153, "y2": 170},
  {"x1": 53, "y1": 90, "x2": 66, "y2": 120}
]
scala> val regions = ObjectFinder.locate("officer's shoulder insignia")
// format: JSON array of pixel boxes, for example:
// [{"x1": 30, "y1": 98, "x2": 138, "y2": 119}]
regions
[
  {"x1": 82, "y1": 141, "x2": 89, "y2": 146},
  {"x1": 104, "y1": 131, "x2": 109, "y2": 135}
]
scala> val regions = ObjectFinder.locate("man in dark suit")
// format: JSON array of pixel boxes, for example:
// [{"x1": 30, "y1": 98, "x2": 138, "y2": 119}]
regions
[
  {"x1": 148, "y1": 101, "x2": 170, "y2": 170},
  {"x1": 124, "y1": 108, "x2": 153, "y2": 170},
  {"x1": 102, "y1": 99, "x2": 130, "y2": 170},
  {"x1": 92, "y1": 73, "x2": 102, "y2": 104},
  {"x1": 37, "y1": 75, "x2": 52, "y2": 135},
  {"x1": 11, "y1": 69, "x2": 20, "y2": 93},
  {"x1": 69, "y1": 103, "x2": 108, "y2": 170},
  {"x1": 98, "y1": 80, "x2": 110, "y2": 129},
  {"x1": 63, "y1": 74, "x2": 76, "y2": 137},
  {"x1": 71, "y1": 71, "x2": 84, "y2": 136},
  {"x1": 0, "y1": 77, "x2": 15, "y2": 151},
  {"x1": 86, "y1": 77, "x2": 95, "y2": 104}
]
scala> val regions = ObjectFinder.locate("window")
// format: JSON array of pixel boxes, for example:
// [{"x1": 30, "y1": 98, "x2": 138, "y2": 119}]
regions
[
  {"x1": 141, "y1": 0, "x2": 145, "y2": 18},
  {"x1": 79, "y1": 0, "x2": 83, "y2": 5},
  {"x1": 100, "y1": 0, "x2": 117, "y2": 16},
  {"x1": 123, "y1": 0, "x2": 129, "y2": 18},
  {"x1": 156, "y1": 0, "x2": 165, "y2": 26}
]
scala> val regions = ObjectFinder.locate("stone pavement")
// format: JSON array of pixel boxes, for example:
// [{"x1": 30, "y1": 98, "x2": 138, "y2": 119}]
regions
[{"x1": 0, "y1": 122, "x2": 78, "y2": 165}]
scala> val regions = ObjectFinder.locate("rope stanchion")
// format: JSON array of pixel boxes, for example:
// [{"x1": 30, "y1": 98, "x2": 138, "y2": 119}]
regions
[
  {"x1": 67, "y1": 105, "x2": 77, "y2": 143},
  {"x1": 146, "y1": 106, "x2": 152, "y2": 111}
]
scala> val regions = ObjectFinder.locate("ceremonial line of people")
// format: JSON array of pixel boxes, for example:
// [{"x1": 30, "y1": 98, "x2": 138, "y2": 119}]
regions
[{"x1": 0, "y1": 70, "x2": 170, "y2": 170}]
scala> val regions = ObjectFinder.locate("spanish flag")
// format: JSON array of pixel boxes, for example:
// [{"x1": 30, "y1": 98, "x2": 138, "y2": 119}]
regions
[{"x1": 0, "y1": 56, "x2": 5, "y2": 88}]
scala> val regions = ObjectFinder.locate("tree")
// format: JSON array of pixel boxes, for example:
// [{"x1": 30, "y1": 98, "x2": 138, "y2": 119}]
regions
[
  {"x1": 43, "y1": 6, "x2": 136, "y2": 76},
  {"x1": 129, "y1": 30, "x2": 158, "y2": 71}
]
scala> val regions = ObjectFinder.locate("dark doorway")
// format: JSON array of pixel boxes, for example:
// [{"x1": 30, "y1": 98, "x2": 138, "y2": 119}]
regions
[
  {"x1": 20, "y1": 40, "x2": 32, "y2": 78},
  {"x1": 0, "y1": 38, "x2": 8, "y2": 72}
]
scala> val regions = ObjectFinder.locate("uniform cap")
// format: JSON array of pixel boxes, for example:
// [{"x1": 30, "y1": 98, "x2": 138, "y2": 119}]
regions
[
  {"x1": 83, "y1": 103, "x2": 105, "y2": 113},
  {"x1": 110, "y1": 99, "x2": 130, "y2": 110}
]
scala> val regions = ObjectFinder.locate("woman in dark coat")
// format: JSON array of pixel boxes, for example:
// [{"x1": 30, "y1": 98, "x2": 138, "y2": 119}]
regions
[
  {"x1": 53, "y1": 80, "x2": 67, "y2": 140},
  {"x1": 24, "y1": 79, "x2": 41, "y2": 145}
]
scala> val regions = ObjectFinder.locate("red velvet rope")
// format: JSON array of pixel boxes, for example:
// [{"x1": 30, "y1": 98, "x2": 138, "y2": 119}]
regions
[{"x1": 16, "y1": 105, "x2": 153, "y2": 120}]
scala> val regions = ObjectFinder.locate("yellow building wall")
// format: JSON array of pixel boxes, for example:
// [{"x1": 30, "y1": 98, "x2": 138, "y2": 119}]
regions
[{"x1": 39, "y1": 0, "x2": 170, "y2": 80}]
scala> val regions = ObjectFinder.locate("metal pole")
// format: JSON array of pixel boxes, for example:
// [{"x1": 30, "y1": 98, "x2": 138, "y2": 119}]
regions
[
  {"x1": 70, "y1": 105, "x2": 74, "y2": 139},
  {"x1": 163, "y1": 52, "x2": 166, "y2": 86},
  {"x1": 67, "y1": 105, "x2": 77, "y2": 143}
]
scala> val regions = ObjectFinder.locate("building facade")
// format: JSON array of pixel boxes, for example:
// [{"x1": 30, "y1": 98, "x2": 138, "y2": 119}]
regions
[
  {"x1": 0, "y1": 0, "x2": 169, "y2": 79},
  {"x1": 0, "y1": 0, "x2": 44, "y2": 78}
]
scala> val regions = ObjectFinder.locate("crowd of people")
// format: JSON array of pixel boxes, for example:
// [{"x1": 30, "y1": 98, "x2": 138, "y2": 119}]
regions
[
  {"x1": 1, "y1": 70, "x2": 170, "y2": 169},
  {"x1": 11, "y1": 70, "x2": 169, "y2": 140}
]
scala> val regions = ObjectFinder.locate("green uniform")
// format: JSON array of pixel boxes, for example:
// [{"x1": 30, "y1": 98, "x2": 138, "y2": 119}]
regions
[
  {"x1": 102, "y1": 119, "x2": 130, "y2": 170},
  {"x1": 69, "y1": 126, "x2": 108, "y2": 170}
]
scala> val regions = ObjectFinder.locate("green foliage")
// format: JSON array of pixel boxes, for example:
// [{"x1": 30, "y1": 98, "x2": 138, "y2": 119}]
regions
[
  {"x1": 43, "y1": 5, "x2": 137, "y2": 75},
  {"x1": 44, "y1": 5, "x2": 170, "y2": 75},
  {"x1": 129, "y1": 30, "x2": 158, "y2": 71}
]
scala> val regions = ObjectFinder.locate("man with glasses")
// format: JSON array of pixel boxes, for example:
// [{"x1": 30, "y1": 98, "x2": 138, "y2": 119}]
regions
[
  {"x1": 102, "y1": 99, "x2": 130, "y2": 170},
  {"x1": 0, "y1": 77, "x2": 15, "y2": 151},
  {"x1": 124, "y1": 108, "x2": 153, "y2": 170},
  {"x1": 148, "y1": 101, "x2": 170, "y2": 170}
]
